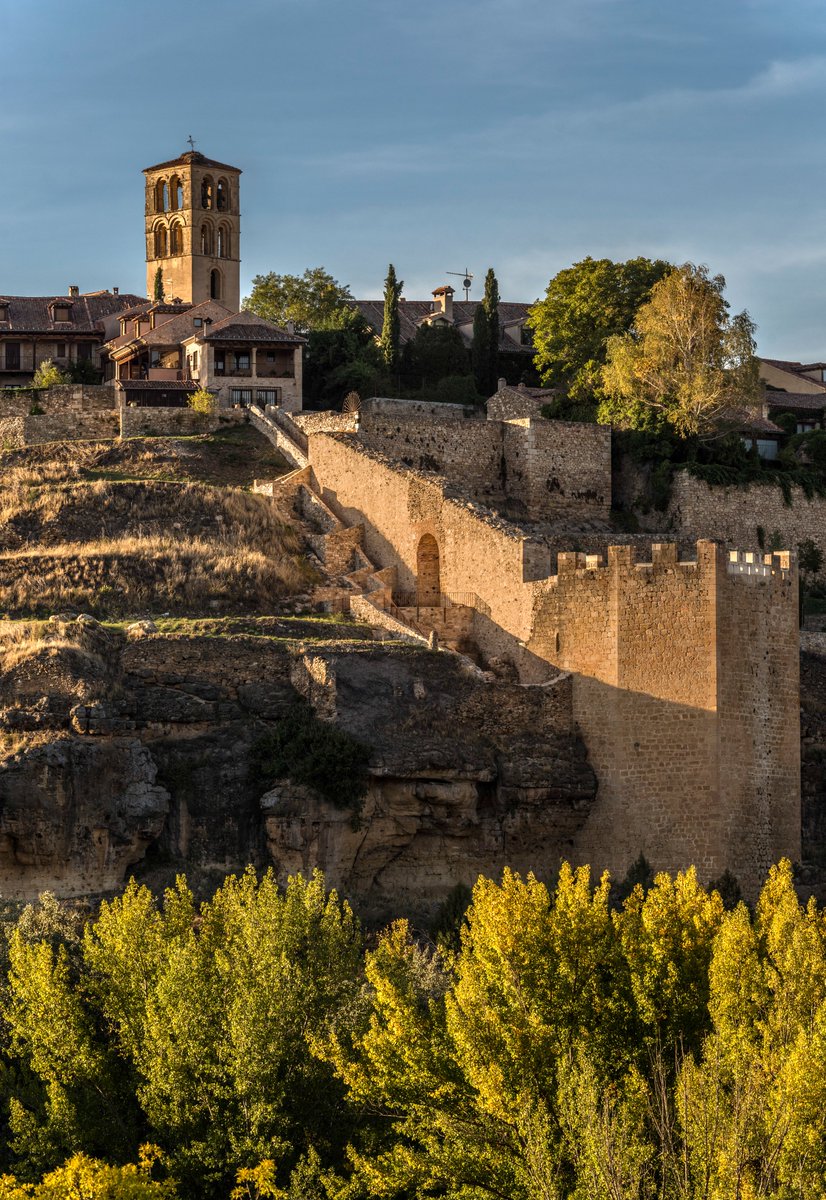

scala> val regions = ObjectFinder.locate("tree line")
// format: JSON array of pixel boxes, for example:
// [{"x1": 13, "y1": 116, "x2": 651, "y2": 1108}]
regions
[{"x1": 0, "y1": 860, "x2": 825, "y2": 1198}]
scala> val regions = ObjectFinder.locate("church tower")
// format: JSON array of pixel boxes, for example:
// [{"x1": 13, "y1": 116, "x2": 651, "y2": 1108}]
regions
[{"x1": 143, "y1": 148, "x2": 241, "y2": 310}]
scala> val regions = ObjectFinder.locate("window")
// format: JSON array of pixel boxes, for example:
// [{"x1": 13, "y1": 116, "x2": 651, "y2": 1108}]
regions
[
  {"x1": 217, "y1": 225, "x2": 230, "y2": 258},
  {"x1": 150, "y1": 350, "x2": 161, "y2": 366},
  {"x1": 56, "y1": 343, "x2": 66, "y2": 358},
  {"x1": 53, "y1": 305, "x2": 70, "y2": 322},
  {"x1": 170, "y1": 176, "x2": 183, "y2": 210},
  {"x1": 193, "y1": 317, "x2": 203, "y2": 327},
  {"x1": 257, "y1": 388, "x2": 282, "y2": 405},
  {"x1": 201, "y1": 177, "x2": 213, "y2": 209},
  {"x1": 234, "y1": 352, "x2": 250, "y2": 370},
  {"x1": 5, "y1": 343, "x2": 20, "y2": 370},
  {"x1": 215, "y1": 352, "x2": 225, "y2": 374},
  {"x1": 200, "y1": 224, "x2": 213, "y2": 255},
  {"x1": 191, "y1": 351, "x2": 199, "y2": 370},
  {"x1": 77, "y1": 344, "x2": 92, "y2": 361},
  {"x1": 154, "y1": 226, "x2": 168, "y2": 258},
  {"x1": 231, "y1": 388, "x2": 253, "y2": 406},
  {"x1": 170, "y1": 223, "x2": 183, "y2": 255},
  {"x1": 210, "y1": 269, "x2": 222, "y2": 300},
  {"x1": 0, "y1": 304, "x2": 8, "y2": 322},
  {"x1": 217, "y1": 179, "x2": 228, "y2": 211},
  {"x1": 155, "y1": 179, "x2": 169, "y2": 213}
]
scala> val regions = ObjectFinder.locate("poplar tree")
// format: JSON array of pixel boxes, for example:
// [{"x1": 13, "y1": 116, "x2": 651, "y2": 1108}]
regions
[
  {"x1": 379, "y1": 263, "x2": 403, "y2": 372},
  {"x1": 153, "y1": 267, "x2": 164, "y2": 302}
]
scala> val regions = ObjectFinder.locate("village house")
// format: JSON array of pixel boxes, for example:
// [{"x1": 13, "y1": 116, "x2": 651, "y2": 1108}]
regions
[
  {"x1": 759, "y1": 356, "x2": 826, "y2": 432},
  {"x1": 350, "y1": 284, "x2": 535, "y2": 380},
  {"x1": 0, "y1": 290, "x2": 146, "y2": 386}
]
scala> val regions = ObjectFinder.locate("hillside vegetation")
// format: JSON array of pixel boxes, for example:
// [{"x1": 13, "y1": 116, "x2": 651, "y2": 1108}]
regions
[{"x1": 0, "y1": 429, "x2": 317, "y2": 617}]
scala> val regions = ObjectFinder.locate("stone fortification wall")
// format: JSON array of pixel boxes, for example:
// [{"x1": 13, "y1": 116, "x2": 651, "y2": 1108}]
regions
[
  {"x1": 120, "y1": 407, "x2": 219, "y2": 438},
  {"x1": 0, "y1": 383, "x2": 115, "y2": 417},
  {"x1": 657, "y1": 471, "x2": 826, "y2": 562},
  {"x1": 503, "y1": 418, "x2": 612, "y2": 519},
  {"x1": 0, "y1": 411, "x2": 119, "y2": 448},
  {"x1": 308, "y1": 433, "x2": 546, "y2": 670},
  {"x1": 357, "y1": 412, "x2": 612, "y2": 520},
  {"x1": 361, "y1": 397, "x2": 478, "y2": 420},
  {"x1": 525, "y1": 541, "x2": 799, "y2": 894},
  {"x1": 292, "y1": 411, "x2": 358, "y2": 436},
  {"x1": 358, "y1": 414, "x2": 505, "y2": 503}
]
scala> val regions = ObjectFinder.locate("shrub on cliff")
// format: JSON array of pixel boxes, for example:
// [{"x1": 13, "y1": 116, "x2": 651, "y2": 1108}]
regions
[{"x1": 252, "y1": 703, "x2": 370, "y2": 809}]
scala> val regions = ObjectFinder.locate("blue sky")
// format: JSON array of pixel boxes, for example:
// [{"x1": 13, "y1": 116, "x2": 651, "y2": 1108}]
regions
[{"x1": 2, "y1": 0, "x2": 826, "y2": 358}]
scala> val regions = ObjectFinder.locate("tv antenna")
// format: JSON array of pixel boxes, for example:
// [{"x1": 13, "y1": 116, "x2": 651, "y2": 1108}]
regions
[{"x1": 447, "y1": 268, "x2": 474, "y2": 300}]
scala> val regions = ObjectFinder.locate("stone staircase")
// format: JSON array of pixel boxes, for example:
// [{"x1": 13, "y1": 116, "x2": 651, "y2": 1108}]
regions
[{"x1": 253, "y1": 466, "x2": 472, "y2": 651}]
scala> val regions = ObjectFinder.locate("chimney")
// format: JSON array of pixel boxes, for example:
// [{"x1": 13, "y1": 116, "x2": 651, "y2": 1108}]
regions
[
  {"x1": 68, "y1": 285, "x2": 79, "y2": 297},
  {"x1": 497, "y1": 377, "x2": 506, "y2": 391},
  {"x1": 285, "y1": 320, "x2": 295, "y2": 335},
  {"x1": 113, "y1": 287, "x2": 119, "y2": 296},
  {"x1": 432, "y1": 285, "x2": 454, "y2": 322}
]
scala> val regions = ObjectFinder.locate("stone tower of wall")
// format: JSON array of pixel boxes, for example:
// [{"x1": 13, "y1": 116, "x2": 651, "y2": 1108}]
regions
[
  {"x1": 527, "y1": 540, "x2": 800, "y2": 895},
  {"x1": 143, "y1": 149, "x2": 241, "y2": 310}
]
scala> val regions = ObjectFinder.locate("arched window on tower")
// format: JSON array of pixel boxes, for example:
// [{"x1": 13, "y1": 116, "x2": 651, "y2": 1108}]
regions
[
  {"x1": 155, "y1": 179, "x2": 169, "y2": 213},
  {"x1": 170, "y1": 176, "x2": 183, "y2": 210},
  {"x1": 200, "y1": 223, "x2": 213, "y2": 255},
  {"x1": 217, "y1": 178, "x2": 228, "y2": 211},
  {"x1": 154, "y1": 226, "x2": 168, "y2": 258},
  {"x1": 210, "y1": 269, "x2": 222, "y2": 300},
  {"x1": 217, "y1": 225, "x2": 230, "y2": 258},
  {"x1": 170, "y1": 222, "x2": 183, "y2": 255},
  {"x1": 201, "y1": 177, "x2": 213, "y2": 209}
]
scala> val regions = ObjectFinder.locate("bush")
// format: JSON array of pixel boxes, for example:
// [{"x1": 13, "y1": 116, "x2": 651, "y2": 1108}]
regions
[
  {"x1": 30, "y1": 360, "x2": 68, "y2": 389},
  {"x1": 187, "y1": 388, "x2": 216, "y2": 416},
  {"x1": 252, "y1": 703, "x2": 371, "y2": 809}
]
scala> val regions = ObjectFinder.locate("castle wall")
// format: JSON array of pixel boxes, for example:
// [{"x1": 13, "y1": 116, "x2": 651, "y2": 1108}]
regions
[
  {"x1": 308, "y1": 433, "x2": 546, "y2": 668},
  {"x1": 525, "y1": 541, "x2": 799, "y2": 891},
  {"x1": 120, "y1": 407, "x2": 219, "y2": 438},
  {"x1": 358, "y1": 414, "x2": 505, "y2": 503},
  {"x1": 0, "y1": 384, "x2": 116, "y2": 417},
  {"x1": 657, "y1": 471, "x2": 826, "y2": 564},
  {"x1": 503, "y1": 418, "x2": 612, "y2": 519},
  {"x1": 361, "y1": 397, "x2": 477, "y2": 420}
]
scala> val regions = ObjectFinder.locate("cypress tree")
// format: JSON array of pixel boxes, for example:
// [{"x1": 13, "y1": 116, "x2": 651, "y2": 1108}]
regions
[
  {"x1": 483, "y1": 268, "x2": 500, "y2": 395},
  {"x1": 379, "y1": 263, "x2": 403, "y2": 372},
  {"x1": 153, "y1": 266, "x2": 165, "y2": 302},
  {"x1": 471, "y1": 303, "x2": 490, "y2": 396}
]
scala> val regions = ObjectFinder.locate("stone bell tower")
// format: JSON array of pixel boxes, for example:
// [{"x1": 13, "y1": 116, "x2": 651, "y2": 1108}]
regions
[{"x1": 143, "y1": 148, "x2": 241, "y2": 310}]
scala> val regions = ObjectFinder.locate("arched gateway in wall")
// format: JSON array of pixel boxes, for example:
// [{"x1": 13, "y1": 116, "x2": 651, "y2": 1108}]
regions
[{"x1": 416, "y1": 534, "x2": 441, "y2": 605}]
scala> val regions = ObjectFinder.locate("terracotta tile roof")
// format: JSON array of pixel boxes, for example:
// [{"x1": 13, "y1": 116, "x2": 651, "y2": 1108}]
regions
[
  {"x1": 731, "y1": 408, "x2": 784, "y2": 435},
  {"x1": 349, "y1": 299, "x2": 534, "y2": 353},
  {"x1": 143, "y1": 150, "x2": 241, "y2": 174},
  {"x1": 105, "y1": 301, "x2": 233, "y2": 352},
  {"x1": 200, "y1": 311, "x2": 306, "y2": 344},
  {"x1": 0, "y1": 292, "x2": 146, "y2": 335},
  {"x1": 765, "y1": 391, "x2": 826, "y2": 412},
  {"x1": 760, "y1": 357, "x2": 826, "y2": 390}
]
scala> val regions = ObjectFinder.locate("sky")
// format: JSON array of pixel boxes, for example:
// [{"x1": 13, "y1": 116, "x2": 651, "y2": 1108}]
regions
[{"x1": 2, "y1": 0, "x2": 826, "y2": 358}]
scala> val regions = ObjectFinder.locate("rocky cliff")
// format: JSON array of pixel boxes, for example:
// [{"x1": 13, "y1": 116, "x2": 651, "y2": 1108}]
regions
[{"x1": 0, "y1": 616, "x2": 597, "y2": 920}]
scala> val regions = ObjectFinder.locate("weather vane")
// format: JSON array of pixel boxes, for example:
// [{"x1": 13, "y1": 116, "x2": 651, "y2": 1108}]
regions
[{"x1": 187, "y1": 134, "x2": 196, "y2": 151}]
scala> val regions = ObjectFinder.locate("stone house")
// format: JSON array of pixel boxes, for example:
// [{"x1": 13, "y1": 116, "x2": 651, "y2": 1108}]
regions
[
  {"x1": 104, "y1": 300, "x2": 304, "y2": 411},
  {"x1": 0, "y1": 289, "x2": 146, "y2": 386},
  {"x1": 759, "y1": 356, "x2": 826, "y2": 432}
]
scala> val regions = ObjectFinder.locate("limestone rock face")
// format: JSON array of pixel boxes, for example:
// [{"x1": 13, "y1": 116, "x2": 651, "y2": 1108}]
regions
[
  {"x1": 0, "y1": 736, "x2": 169, "y2": 896},
  {"x1": 0, "y1": 617, "x2": 598, "y2": 915}
]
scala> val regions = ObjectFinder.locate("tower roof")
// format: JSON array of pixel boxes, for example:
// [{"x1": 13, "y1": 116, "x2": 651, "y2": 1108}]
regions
[{"x1": 143, "y1": 149, "x2": 241, "y2": 174}]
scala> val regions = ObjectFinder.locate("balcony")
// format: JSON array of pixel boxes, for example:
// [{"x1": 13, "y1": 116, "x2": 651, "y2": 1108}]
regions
[
  {"x1": 147, "y1": 367, "x2": 186, "y2": 381},
  {"x1": 215, "y1": 367, "x2": 252, "y2": 378}
]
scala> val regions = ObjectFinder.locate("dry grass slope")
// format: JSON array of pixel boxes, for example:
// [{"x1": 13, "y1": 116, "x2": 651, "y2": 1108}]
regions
[{"x1": 0, "y1": 431, "x2": 316, "y2": 618}]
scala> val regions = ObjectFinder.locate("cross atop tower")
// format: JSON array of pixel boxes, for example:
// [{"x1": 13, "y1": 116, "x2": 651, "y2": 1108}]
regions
[{"x1": 187, "y1": 134, "x2": 196, "y2": 151}]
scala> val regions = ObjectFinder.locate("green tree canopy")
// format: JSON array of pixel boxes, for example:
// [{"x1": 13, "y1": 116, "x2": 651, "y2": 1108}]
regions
[
  {"x1": 527, "y1": 256, "x2": 671, "y2": 407},
  {"x1": 379, "y1": 263, "x2": 403, "y2": 371},
  {"x1": 243, "y1": 268, "x2": 355, "y2": 334},
  {"x1": 600, "y1": 262, "x2": 761, "y2": 439}
]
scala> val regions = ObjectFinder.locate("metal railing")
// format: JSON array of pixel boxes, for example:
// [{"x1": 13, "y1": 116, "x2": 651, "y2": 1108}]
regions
[{"x1": 392, "y1": 591, "x2": 490, "y2": 615}]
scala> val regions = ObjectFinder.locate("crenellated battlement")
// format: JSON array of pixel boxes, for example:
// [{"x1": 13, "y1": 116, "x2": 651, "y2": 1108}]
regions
[{"x1": 548, "y1": 540, "x2": 796, "y2": 589}]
